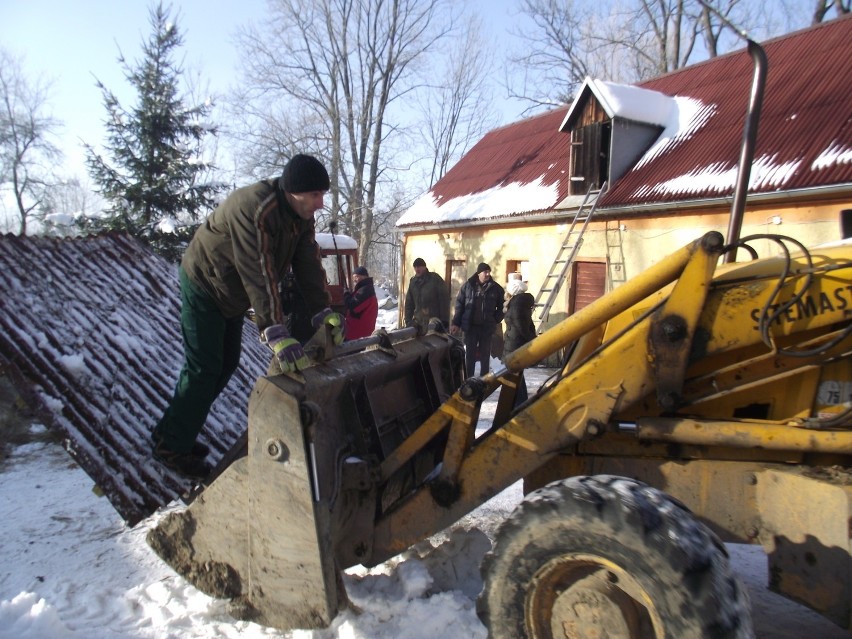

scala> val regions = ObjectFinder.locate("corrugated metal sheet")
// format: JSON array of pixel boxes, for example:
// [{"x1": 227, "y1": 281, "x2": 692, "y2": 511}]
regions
[
  {"x1": 428, "y1": 107, "x2": 572, "y2": 213},
  {"x1": 605, "y1": 14, "x2": 852, "y2": 207},
  {"x1": 0, "y1": 233, "x2": 270, "y2": 525},
  {"x1": 413, "y1": 15, "x2": 851, "y2": 220}
]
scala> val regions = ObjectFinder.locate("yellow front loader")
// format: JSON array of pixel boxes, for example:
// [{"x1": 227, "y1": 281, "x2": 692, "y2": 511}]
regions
[{"x1": 149, "y1": 230, "x2": 852, "y2": 637}]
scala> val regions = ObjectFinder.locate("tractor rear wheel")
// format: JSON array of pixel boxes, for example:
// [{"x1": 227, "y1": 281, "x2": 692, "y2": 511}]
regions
[{"x1": 478, "y1": 475, "x2": 753, "y2": 639}]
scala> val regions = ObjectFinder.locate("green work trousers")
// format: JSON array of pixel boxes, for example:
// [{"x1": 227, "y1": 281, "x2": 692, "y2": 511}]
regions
[{"x1": 154, "y1": 267, "x2": 244, "y2": 453}]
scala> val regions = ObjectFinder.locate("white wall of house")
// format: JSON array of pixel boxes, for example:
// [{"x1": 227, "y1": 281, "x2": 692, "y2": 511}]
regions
[{"x1": 400, "y1": 198, "x2": 849, "y2": 331}]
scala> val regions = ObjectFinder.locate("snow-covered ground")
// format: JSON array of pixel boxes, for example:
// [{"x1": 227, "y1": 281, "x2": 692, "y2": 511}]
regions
[{"x1": 0, "y1": 307, "x2": 848, "y2": 638}]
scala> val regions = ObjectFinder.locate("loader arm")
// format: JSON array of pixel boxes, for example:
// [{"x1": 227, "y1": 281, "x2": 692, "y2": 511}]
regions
[
  {"x1": 367, "y1": 231, "x2": 727, "y2": 562},
  {"x1": 148, "y1": 231, "x2": 852, "y2": 632}
]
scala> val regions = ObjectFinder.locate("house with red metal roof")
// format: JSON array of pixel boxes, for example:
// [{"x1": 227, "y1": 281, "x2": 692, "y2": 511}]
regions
[{"x1": 397, "y1": 15, "x2": 852, "y2": 334}]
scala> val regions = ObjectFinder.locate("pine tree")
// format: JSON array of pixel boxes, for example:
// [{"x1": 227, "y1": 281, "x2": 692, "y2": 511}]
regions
[{"x1": 82, "y1": 2, "x2": 224, "y2": 261}]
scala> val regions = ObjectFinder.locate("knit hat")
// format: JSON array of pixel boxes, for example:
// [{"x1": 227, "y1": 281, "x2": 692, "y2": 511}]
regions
[
  {"x1": 279, "y1": 154, "x2": 330, "y2": 193},
  {"x1": 476, "y1": 262, "x2": 491, "y2": 274},
  {"x1": 507, "y1": 279, "x2": 528, "y2": 296},
  {"x1": 353, "y1": 266, "x2": 369, "y2": 276},
  {"x1": 413, "y1": 258, "x2": 426, "y2": 267}
]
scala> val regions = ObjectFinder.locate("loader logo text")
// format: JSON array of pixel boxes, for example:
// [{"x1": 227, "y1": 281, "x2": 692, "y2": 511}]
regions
[{"x1": 750, "y1": 286, "x2": 852, "y2": 329}]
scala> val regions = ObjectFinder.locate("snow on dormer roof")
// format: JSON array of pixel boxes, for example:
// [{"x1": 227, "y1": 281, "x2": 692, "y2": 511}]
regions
[{"x1": 560, "y1": 77, "x2": 675, "y2": 131}]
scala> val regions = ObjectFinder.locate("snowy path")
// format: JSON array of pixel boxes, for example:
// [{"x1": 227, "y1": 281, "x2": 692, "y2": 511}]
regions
[{"x1": 0, "y1": 367, "x2": 848, "y2": 638}]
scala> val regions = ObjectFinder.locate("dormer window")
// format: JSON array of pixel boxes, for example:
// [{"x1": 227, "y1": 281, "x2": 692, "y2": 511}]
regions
[
  {"x1": 561, "y1": 77, "x2": 673, "y2": 198},
  {"x1": 570, "y1": 120, "x2": 612, "y2": 196}
]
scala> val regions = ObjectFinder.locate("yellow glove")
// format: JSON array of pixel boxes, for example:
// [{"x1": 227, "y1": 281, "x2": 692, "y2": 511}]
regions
[
  {"x1": 263, "y1": 325, "x2": 310, "y2": 372},
  {"x1": 312, "y1": 308, "x2": 345, "y2": 345}
]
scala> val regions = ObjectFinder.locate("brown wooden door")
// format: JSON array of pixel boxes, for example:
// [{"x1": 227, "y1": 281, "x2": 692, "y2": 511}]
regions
[{"x1": 570, "y1": 261, "x2": 607, "y2": 314}]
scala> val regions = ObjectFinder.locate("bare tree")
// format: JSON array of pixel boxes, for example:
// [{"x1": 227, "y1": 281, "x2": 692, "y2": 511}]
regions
[
  {"x1": 700, "y1": 0, "x2": 734, "y2": 57},
  {"x1": 632, "y1": 0, "x2": 697, "y2": 75},
  {"x1": 418, "y1": 17, "x2": 498, "y2": 188},
  {"x1": 32, "y1": 177, "x2": 103, "y2": 236},
  {"x1": 0, "y1": 48, "x2": 62, "y2": 235},
  {"x1": 596, "y1": 0, "x2": 754, "y2": 79},
  {"x1": 507, "y1": 0, "x2": 594, "y2": 109},
  {"x1": 509, "y1": 0, "x2": 787, "y2": 110},
  {"x1": 230, "y1": 0, "x2": 456, "y2": 266},
  {"x1": 812, "y1": 0, "x2": 850, "y2": 22}
]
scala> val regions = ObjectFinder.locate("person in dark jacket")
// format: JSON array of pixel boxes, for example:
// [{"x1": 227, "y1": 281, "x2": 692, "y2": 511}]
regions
[
  {"x1": 404, "y1": 258, "x2": 450, "y2": 329},
  {"x1": 450, "y1": 262, "x2": 505, "y2": 377},
  {"x1": 343, "y1": 266, "x2": 378, "y2": 339},
  {"x1": 153, "y1": 154, "x2": 344, "y2": 479},
  {"x1": 503, "y1": 277, "x2": 536, "y2": 404}
]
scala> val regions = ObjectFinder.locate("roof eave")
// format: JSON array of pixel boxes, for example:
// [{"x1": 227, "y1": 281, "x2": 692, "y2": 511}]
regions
[
  {"x1": 397, "y1": 208, "x2": 563, "y2": 233},
  {"x1": 599, "y1": 183, "x2": 852, "y2": 214},
  {"x1": 397, "y1": 183, "x2": 852, "y2": 233}
]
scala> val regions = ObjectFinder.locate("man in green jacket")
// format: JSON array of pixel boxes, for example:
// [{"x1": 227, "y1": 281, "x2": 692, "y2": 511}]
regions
[
  {"x1": 404, "y1": 257, "x2": 450, "y2": 329},
  {"x1": 153, "y1": 154, "x2": 344, "y2": 479}
]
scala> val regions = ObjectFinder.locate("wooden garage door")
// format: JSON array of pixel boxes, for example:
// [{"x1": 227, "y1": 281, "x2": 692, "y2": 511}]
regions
[{"x1": 570, "y1": 261, "x2": 607, "y2": 314}]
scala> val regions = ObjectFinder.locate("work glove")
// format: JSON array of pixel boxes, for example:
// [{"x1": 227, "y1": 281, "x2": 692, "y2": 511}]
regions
[
  {"x1": 312, "y1": 307, "x2": 345, "y2": 345},
  {"x1": 262, "y1": 324, "x2": 310, "y2": 372}
]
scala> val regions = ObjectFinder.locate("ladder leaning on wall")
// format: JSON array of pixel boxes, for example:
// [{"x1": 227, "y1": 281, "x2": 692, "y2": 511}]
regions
[{"x1": 533, "y1": 182, "x2": 608, "y2": 333}]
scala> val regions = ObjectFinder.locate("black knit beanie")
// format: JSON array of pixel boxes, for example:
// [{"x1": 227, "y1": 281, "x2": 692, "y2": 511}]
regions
[
  {"x1": 279, "y1": 154, "x2": 330, "y2": 193},
  {"x1": 476, "y1": 262, "x2": 492, "y2": 274}
]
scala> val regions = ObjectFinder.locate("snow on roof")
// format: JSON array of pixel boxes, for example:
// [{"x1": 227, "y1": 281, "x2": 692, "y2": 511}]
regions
[
  {"x1": 398, "y1": 17, "x2": 852, "y2": 224},
  {"x1": 397, "y1": 178, "x2": 559, "y2": 227},
  {"x1": 812, "y1": 141, "x2": 852, "y2": 171},
  {"x1": 606, "y1": 16, "x2": 852, "y2": 207},
  {"x1": 397, "y1": 81, "x2": 699, "y2": 228},
  {"x1": 396, "y1": 108, "x2": 572, "y2": 228},
  {"x1": 0, "y1": 233, "x2": 269, "y2": 525},
  {"x1": 316, "y1": 232, "x2": 358, "y2": 250},
  {"x1": 561, "y1": 77, "x2": 676, "y2": 129},
  {"x1": 632, "y1": 96, "x2": 715, "y2": 169},
  {"x1": 630, "y1": 154, "x2": 803, "y2": 199}
]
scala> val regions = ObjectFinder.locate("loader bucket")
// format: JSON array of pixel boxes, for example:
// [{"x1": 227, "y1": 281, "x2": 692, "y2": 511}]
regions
[{"x1": 147, "y1": 324, "x2": 465, "y2": 630}]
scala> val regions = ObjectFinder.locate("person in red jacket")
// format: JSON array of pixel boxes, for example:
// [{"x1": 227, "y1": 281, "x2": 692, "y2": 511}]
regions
[{"x1": 343, "y1": 266, "x2": 379, "y2": 339}]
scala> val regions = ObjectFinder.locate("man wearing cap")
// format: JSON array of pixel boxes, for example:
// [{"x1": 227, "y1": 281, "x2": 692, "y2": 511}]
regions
[
  {"x1": 451, "y1": 262, "x2": 505, "y2": 377},
  {"x1": 342, "y1": 265, "x2": 378, "y2": 339},
  {"x1": 152, "y1": 153, "x2": 344, "y2": 479},
  {"x1": 404, "y1": 258, "x2": 450, "y2": 329}
]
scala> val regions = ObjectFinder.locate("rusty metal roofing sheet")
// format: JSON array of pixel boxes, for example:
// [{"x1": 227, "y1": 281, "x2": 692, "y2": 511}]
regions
[
  {"x1": 0, "y1": 233, "x2": 270, "y2": 525},
  {"x1": 428, "y1": 107, "x2": 572, "y2": 213},
  {"x1": 410, "y1": 15, "x2": 851, "y2": 222},
  {"x1": 603, "y1": 14, "x2": 852, "y2": 208}
]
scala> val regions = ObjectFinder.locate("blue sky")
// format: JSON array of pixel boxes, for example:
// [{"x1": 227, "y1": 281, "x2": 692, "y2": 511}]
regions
[
  {"x1": 1, "y1": 0, "x2": 807, "y2": 189},
  {"x1": 0, "y1": 0, "x2": 521, "y2": 182},
  {"x1": 1, "y1": 1, "x2": 270, "y2": 177}
]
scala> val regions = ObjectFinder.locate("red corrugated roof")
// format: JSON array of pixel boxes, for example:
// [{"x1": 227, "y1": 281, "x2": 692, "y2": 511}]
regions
[
  {"x1": 414, "y1": 15, "x2": 851, "y2": 220},
  {"x1": 428, "y1": 107, "x2": 571, "y2": 212},
  {"x1": 605, "y1": 14, "x2": 852, "y2": 207}
]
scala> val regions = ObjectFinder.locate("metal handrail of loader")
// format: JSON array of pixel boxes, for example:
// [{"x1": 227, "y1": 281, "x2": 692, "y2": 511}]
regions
[{"x1": 332, "y1": 325, "x2": 420, "y2": 357}]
